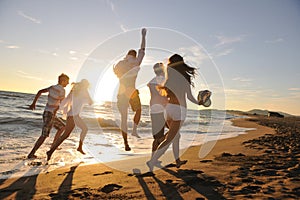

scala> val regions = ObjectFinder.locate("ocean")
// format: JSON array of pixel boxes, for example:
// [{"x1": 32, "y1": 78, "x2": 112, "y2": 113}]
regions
[{"x1": 0, "y1": 90, "x2": 253, "y2": 179}]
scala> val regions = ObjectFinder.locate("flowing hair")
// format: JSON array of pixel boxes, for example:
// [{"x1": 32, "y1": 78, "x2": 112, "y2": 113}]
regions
[
  {"x1": 161, "y1": 54, "x2": 196, "y2": 100},
  {"x1": 71, "y1": 79, "x2": 90, "y2": 96},
  {"x1": 167, "y1": 54, "x2": 196, "y2": 87}
]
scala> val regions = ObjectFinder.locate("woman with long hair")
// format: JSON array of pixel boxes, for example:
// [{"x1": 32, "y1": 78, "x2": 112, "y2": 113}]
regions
[
  {"x1": 47, "y1": 79, "x2": 93, "y2": 161},
  {"x1": 147, "y1": 54, "x2": 207, "y2": 172}
]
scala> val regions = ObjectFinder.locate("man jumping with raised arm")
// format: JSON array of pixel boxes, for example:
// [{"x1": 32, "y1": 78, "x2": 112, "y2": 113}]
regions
[{"x1": 113, "y1": 28, "x2": 147, "y2": 151}]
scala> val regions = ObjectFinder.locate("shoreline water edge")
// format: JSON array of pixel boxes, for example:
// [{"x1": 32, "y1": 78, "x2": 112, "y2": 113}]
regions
[
  {"x1": 1, "y1": 90, "x2": 299, "y2": 199},
  {"x1": 0, "y1": 115, "x2": 299, "y2": 199}
]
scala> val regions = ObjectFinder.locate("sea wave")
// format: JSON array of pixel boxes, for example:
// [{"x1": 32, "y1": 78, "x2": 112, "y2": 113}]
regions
[{"x1": 0, "y1": 117, "x2": 42, "y2": 128}]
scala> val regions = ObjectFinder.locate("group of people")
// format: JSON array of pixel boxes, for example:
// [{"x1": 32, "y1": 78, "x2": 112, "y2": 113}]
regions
[
  {"x1": 27, "y1": 75, "x2": 93, "y2": 161},
  {"x1": 27, "y1": 28, "x2": 211, "y2": 172}
]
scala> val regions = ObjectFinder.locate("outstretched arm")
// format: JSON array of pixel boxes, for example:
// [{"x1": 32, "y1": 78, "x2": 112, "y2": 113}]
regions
[
  {"x1": 140, "y1": 28, "x2": 146, "y2": 50},
  {"x1": 29, "y1": 88, "x2": 49, "y2": 110},
  {"x1": 186, "y1": 86, "x2": 199, "y2": 105}
]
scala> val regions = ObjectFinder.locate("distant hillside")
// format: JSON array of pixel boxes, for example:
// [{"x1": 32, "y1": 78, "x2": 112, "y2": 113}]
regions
[{"x1": 247, "y1": 109, "x2": 294, "y2": 117}]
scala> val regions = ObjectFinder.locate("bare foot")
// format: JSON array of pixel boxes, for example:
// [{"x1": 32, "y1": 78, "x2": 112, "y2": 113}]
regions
[
  {"x1": 46, "y1": 151, "x2": 52, "y2": 161},
  {"x1": 154, "y1": 160, "x2": 163, "y2": 167},
  {"x1": 77, "y1": 148, "x2": 86, "y2": 155},
  {"x1": 27, "y1": 154, "x2": 37, "y2": 159},
  {"x1": 125, "y1": 144, "x2": 131, "y2": 151},
  {"x1": 132, "y1": 132, "x2": 141, "y2": 138},
  {"x1": 176, "y1": 160, "x2": 187, "y2": 168},
  {"x1": 146, "y1": 161, "x2": 154, "y2": 172}
]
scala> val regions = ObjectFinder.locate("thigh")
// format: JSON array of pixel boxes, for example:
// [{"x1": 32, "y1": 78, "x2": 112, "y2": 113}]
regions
[
  {"x1": 151, "y1": 112, "x2": 165, "y2": 139},
  {"x1": 117, "y1": 94, "x2": 129, "y2": 112},
  {"x1": 165, "y1": 120, "x2": 181, "y2": 142},
  {"x1": 64, "y1": 116, "x2": 75, "y2": 136},
  {"x1": 42, "y1": 111, "x2": 55, "y2": 137},
  {"x1": 73, "y1": 115, "x2": 87, "y2": 130},
  {"x1": 53, "y1": 117, "x2": 65, "y2": 130}
]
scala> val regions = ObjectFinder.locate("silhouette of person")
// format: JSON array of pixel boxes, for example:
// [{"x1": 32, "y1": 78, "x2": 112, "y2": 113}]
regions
[
  {"x1": 47, "y1": 79, "x2": 93, "y2": 161},
  {"x1": 113, "y1": 28, "x2": 147, "y2": 151},
  {"x1": 147, "y1": 54, "x2": 205, "y2": 171},
  {"x1": 27, "y1": 73, "x2": 69, "y2": 159},
  {"x1": 147, "y1": 63, "x2": 168, "y2": 158}
]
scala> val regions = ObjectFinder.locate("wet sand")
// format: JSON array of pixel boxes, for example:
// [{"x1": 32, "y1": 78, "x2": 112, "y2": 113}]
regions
[{"x1": 0, "y1": 115, "x2": 299, "y2": 199}]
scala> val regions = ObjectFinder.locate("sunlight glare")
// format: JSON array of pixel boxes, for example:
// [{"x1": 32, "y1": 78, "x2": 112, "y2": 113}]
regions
[{"x1": 94, "y1": 67, "x2": 119, "y2": 103}]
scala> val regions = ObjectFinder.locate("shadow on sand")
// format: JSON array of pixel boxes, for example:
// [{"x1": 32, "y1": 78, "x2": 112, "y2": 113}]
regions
[{"x1": 133, "y1": 167, "x2": 226, "y2": 200}]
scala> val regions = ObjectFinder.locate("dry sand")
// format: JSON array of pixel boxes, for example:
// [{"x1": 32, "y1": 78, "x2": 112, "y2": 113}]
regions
[{"x1": 0, "y1": 116, "x2": 299, "y2": 199}]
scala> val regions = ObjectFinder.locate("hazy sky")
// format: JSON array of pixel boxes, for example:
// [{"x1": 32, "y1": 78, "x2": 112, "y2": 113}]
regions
[{"x1": 1, "y1": 0, "x2": 300, "y2": 115}]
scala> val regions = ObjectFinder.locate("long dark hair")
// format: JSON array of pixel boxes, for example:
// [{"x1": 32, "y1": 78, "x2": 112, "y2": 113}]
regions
[
  {"x1": 161, "y1": 54, "x2": 197, "y2": 101},
  {"x1": 167, "y1": 54, "x2": 196, "y2": 87}
]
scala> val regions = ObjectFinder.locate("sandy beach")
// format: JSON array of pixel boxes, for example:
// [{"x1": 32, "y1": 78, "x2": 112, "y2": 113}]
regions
[{"x1": 0, "y1": 115, "x2": 299, "y2": 199}]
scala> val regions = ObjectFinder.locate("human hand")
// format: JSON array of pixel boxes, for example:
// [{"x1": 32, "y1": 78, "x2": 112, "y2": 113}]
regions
[
  {"x1": 141, "y1": 28, "x2": 147, "y2": 36},
  {"x1": 198, "y1": 90, "x2": 212, "y2": 107}
]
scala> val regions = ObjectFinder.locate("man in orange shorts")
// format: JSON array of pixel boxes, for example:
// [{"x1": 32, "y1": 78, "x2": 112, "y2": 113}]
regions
[{"x1": 113, "y1": 28, "x2": 146, "y2": 151}]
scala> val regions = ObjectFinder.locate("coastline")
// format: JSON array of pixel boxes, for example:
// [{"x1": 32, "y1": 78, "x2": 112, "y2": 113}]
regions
[{"x1": 1, "y1": 115, "x2": 299, "y2": 199}]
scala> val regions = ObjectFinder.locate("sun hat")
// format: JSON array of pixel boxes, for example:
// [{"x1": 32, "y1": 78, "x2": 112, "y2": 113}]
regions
[{"x1": 198, "y1": 90, "x2": 212, "y2": 107}]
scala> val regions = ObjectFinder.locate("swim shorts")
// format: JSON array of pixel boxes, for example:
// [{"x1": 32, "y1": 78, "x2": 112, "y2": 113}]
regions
[
  {"x1": 42, "y1": 111, "x2": 65, "y2": 137},
  {"x1": 165, "y1": 103, "x2": 187, "y2": 121},
  {"x1": 117, "y1": 90, "x2": 141, "y2": 112},
  {"x1": 129, "y1": 90, "x2": 141, "y2": 111}
]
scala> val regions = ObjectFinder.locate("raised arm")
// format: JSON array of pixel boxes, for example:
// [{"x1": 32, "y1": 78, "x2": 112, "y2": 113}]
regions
[
  {"x1": 29, "y1": 88, "x2": 49, "y2": 110},
  {"x1": 135, "y1": 28, "x2": 147, "y2": 66},
  {"x1": 140, "y1": 28, "x2": 146, "y2": 50}
]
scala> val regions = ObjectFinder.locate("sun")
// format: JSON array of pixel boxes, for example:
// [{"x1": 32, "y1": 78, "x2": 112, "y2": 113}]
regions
[{"x1": 94, "y1": 67, "x2": 119, "y2": 103}]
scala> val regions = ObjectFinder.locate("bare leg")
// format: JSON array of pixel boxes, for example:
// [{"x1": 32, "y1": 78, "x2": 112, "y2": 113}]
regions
[
  {"x1": 77, "y1": 140, "x2": 85, "y2": 154},
  {"x1": 27, "y1": 135, "x2": 47, "y2": 159},
  {"x1": 151, "y1": 136, "x2": 165, "y2": 158},
  {"x1": 47, "y1": 116, "x2": 75, "y2": 161},
  {"x1": 119, "y1": 106, "x2": 130, "y2": 151},
  {"x1": 50, "y1": 127, "x2": 65, "y2": 150},
  {"x1": 150, "y1": 112, "x2": 166, "y2": 158},
  {"x1": 147, "y1": 120, "x2": 181, "y2": 171},
  {"x1": 74, "y1": 115, "x2": 88, "y2": 155},
  {"x1": 172, "y1": 133, "x2": 187, "y2": 168},
  {"x1": 132, "y1": 108, "x2": 141, "y2": 138}
]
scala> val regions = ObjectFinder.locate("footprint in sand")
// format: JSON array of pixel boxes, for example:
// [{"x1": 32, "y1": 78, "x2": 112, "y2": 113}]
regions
[{"x1": 100, "y1": 184, "x2": 122, "y2": 193}]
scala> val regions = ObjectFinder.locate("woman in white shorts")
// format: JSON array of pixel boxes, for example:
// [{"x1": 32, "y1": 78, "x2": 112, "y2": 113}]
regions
[
  {"x1": 47, "y1": 79, "x2": 93, "y2": 161},
  {"x1": 147, "y1": 54, "x2": 201, "y2": 172}
]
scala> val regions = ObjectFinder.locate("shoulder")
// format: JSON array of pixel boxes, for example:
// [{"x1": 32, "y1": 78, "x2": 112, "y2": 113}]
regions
[
  {"x1": 148, "y1": 77, "x2": 157, "y2": 85},
  {"x1": 51, "y1": 85, "x2": 65, "y2": 94}
]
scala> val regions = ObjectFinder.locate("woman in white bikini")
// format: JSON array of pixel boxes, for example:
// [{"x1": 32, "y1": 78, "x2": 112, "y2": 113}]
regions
[{"x1": 147, "y1": 54, "x2": 210, "y2": 172}]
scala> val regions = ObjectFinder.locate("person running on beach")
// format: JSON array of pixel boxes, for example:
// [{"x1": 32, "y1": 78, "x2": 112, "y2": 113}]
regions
[
  {"x1": 147, "y1": 54, "x2": 211, "y2": 172},
  {"x1": 46, "y1": 79, "x2": 93, "y2": 161},
  {"x1": 113, "y1": 28, "x2": 147, "y2": 151},
  {"x1": 27, "y1": 73, "x2": 69, "y2": 159},
  {"x1": 147, "y1": 63, "x2": 168, "y2": 158}
]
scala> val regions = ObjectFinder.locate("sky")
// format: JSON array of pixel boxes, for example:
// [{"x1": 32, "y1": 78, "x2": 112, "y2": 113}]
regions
[{"x1": 1, "y1": 0, "x2": 300, "y2": 115}]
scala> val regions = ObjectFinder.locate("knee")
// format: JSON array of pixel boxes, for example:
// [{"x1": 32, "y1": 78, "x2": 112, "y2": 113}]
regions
[
  {"x1": 82, "y1": 127, "x2": 88, "y2": 133},
  {"x1": 153, "y1": 139, "x2": 159, "y2": 146},
  {"x1": 40, "y1": 135, "x2": 48, "y2": 140},
  {"x1": 136, "y1": 108, "x2": 142, "y2": 115},
  {"x1": 164, "y1": 136, "x2": 174, "y2": 143}
]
